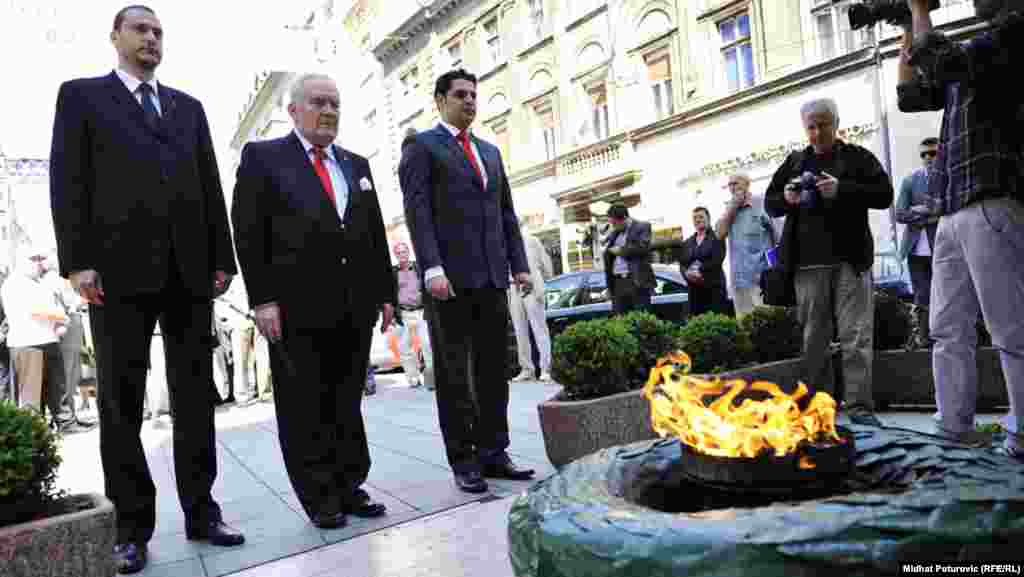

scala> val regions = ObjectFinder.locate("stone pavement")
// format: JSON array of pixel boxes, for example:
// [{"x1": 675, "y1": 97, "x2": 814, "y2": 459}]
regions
[
  {"x1": 55, "y1": 374, "x2": 559, "y2": 577},
  {"x1": 54, "y1": 374, "x2": 1009, "y2": 577}
]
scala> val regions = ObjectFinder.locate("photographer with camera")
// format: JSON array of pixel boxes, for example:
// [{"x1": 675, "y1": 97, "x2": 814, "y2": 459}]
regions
[
  {"x1": 896, "y1": 0, "x2": 1024, "y2": 460},
  {"x1": 765, "y1": 98, "x2": 894, "y2": 428}
]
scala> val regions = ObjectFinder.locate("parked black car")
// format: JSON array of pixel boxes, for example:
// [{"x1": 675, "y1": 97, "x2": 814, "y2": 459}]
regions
[{"x1": 544, "y1": 264, "x2": 691, "y2": 336}]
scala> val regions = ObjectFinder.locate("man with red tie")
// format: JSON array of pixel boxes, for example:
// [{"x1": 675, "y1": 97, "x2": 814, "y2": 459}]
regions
[
  {"x1": 399, "y1": 69, "x2": 535, "y2": 494},
  {"x1": 231, "y1": 73, "x2": 396, "y2": 529}
]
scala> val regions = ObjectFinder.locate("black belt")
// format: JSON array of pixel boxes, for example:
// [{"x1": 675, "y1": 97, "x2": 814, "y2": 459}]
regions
[
  {"x1": 613, "y1": 272, "x2": 631, "y2": 279},
  {"x1": 399, "y1": 304, "x2": 423, "y2": 312}
]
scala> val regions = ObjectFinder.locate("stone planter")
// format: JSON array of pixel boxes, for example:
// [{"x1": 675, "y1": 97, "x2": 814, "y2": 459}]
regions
[
  {"x1": 539, "y1": 358, "x2": 805, "y2": 469},
  {"x1": 872, "y1": 346, "x2": 1007, "y2": 409},
  {"x1": 0, "y1": 493, "x2": 116, "y2": 577}
]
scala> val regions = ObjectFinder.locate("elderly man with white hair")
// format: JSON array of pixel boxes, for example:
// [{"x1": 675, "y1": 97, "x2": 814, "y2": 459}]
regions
[
  {"x1": 715, "y1": 172, "x2": 776, "y2": 317},
  {"x1": 765, "y1": 97, "x2": 894, "y2": 427}
]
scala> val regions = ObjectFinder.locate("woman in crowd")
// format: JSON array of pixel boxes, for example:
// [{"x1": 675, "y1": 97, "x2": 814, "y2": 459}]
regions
[{"x1": 676, "y1": 206, "x2": 729, "y2": 316}]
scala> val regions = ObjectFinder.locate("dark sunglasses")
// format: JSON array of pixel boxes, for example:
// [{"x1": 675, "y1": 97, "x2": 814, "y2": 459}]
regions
[{"x1": 920, "y1": 150, "x2": 938, "y2": 159}]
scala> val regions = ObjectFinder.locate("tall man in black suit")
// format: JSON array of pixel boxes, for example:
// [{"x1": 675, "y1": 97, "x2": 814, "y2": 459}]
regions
[
  {"x1": 231, "y1": 73, "x2": 395, "y2": 529},
  {"x1": 48, "y1": 5, "x2": 244, "y2": 573},
  {"x1": 399, "y1": 69, "x2": 535, "y2": 494}
]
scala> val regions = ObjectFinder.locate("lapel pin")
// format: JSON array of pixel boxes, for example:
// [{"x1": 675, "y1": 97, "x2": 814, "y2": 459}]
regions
[{"x1": 359, "y1": 177, "x2": 373, "y2": 191}]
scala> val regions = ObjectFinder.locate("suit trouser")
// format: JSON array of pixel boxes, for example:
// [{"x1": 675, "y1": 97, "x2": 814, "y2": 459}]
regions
[
  {"x1": 931, "y1": 197, "x2": 1024, "y2": 452},
  {"x1": 732, "y1": 285, "x2": 764, "y2": 318},
  {"x1": 794, "y1": 264, "x2": 874, "y2": 410},
  {"x1": 424, "y1": 287, "x2": 511, "y2": 472},
  {"x1": 270, "y1": 314, "x2": 373, "y2": 519},
  {"x1": 611, "y1": 276, "x2": 652, "y2": 315},
  {"x1": 509, "y1": 290, "x2": 550, "y2": 374},
  {"x1": 59, "y1": 313, "x2": 84, "y2": 414},
  {"x1": 12, "y1": 343, "x2": 66, "y2": 417},
  {"x1": 392, "y1": 308, "x2": 432, "y2": 385},
  {"x1": 89, "y1": 284, "x2": 220, "y2": 545}
]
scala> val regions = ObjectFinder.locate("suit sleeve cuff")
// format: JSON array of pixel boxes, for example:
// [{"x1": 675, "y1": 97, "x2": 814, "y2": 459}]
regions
[{"x1": 424, "y1": 266, "x2": 445, "y2": 283}]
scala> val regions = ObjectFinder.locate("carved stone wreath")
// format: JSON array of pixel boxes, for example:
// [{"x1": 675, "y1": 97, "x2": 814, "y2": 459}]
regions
[{"x1": 509, "y1": 425, "x2": 1024, "y2": 577}]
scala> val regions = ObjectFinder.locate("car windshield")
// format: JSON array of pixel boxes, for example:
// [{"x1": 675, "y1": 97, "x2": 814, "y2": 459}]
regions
[{"x1": 546, "y1": 274, "x2": 585, "y2": 308}]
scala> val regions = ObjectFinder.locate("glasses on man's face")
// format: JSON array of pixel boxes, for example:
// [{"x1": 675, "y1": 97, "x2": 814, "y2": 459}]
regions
[
  {"x1": 921, "y1": 150, "x2": 938, "y2": 159},
  {"x1": 448, "y1": 89, "x2": 477, "y2": 101}
]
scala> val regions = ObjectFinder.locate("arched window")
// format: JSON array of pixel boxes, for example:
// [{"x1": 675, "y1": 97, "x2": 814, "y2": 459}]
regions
[
  {"x1": 638, "y1": 9, "x2": 672, "y2": 40},
  {"x1": 529, "y1": 69, "x2": 553, "y2": 94},
  {"x1": 488, "y1": 93, "x2": 509, "y2": 114},
  {"x1": 577, "y1": 42, "x2": 606, "y2": 70}
]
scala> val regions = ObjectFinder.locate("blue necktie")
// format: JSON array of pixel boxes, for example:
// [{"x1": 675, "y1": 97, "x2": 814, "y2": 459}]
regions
[{"x1": 137, "y1": 83, "x2": 160, "y2": 131}]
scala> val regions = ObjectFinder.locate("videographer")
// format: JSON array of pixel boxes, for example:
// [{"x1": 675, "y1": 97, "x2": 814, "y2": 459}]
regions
[
  {"x1": 897, "y1": 0, "x2": 1023, "y2": 460},
  {"x1": 764, "y1": 97, "x2": 893, "y2": 428}
]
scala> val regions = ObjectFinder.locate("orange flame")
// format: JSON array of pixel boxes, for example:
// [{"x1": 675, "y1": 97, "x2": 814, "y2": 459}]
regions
[{"x1": 643, "y1": 352, "x2": 841, "y2": 466}]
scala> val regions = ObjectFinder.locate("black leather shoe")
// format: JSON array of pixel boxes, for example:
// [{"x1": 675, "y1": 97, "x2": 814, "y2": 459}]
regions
[
  {"x1": 482, "y1": 456, "x2": 535, "y2": 480},
  {"x1": 454, "y1": 471, "x2": 488, "y2": 493},
  {"x1": 342, "y1": 489, "x2": 387, "y2": 518},
  {"x1": 311, "y1": 511, "x2": 348, "y2": 529},
  {"x1": 114, "y1": 543, "x2": 147, "y2": 574},
  {"x1": 185, "y1": 520, "x2": 245, "y2": 546}
]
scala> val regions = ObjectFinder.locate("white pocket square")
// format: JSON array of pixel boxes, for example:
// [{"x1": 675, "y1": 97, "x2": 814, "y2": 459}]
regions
[{"x1": 359, "y1": 177, "x2": 373, "y2": 191}]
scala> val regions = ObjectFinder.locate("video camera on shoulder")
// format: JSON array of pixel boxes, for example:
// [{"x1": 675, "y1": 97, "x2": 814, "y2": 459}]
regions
[{"x1": 847, "y1": 0, "x2": 940, "y2": 30}]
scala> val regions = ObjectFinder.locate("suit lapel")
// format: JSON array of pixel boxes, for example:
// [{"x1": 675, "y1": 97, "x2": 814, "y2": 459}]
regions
[
  {"x1": 106, "y1": 72, "x2": 157, "y2": 137},
  {"x1": 334, "y1": 144, "x2": 358, "y2": 224},
  {"x1": 286, "y1": 133, "x2": 339, "y2": 225},
  {"x1": 437, "y1": 125, "x2": 484, "y2": 190},
  {"x1": 472, "y1": 135, "x2": 496, "y2": 193},
  {"x1": 157, "y1": 84, "x2": 177, "y2": 137}
]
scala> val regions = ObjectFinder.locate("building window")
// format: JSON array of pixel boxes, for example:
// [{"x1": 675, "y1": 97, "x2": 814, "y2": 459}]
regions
[
  {"x1": 488, "y1": 118, "x2": 510, "y2": 164},
  {"x1": 645, "y1": 49, "x2": 674, "y2": 120},
  {"x1": 400, "y1": 67, "x2": 419, "y2": 100},
  {"x1": 483, "y1": 17, "x2": 502, "y2": 67},
  {"x1": 534, "y1": 102, "x2": 557, "y2": 161},
  {"x1": 812, "y1": 1, "x2": 871, "y2": 61},
  {"x1": 718, "y1": 12, "x2": 755, "y2": 92},
  {"x1": 447, "y1": 42, "x2": 463, "y2": 69},
  {"x1": 526, "y1": 0, "x2": 545, "y2": 43},
  {"x1": 588, "y1": 84, "x2": 610, "y2": 141}
]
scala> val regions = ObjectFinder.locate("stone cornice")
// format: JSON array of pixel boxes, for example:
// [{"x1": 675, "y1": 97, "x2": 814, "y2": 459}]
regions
[{"x1": 372, "y1": 0, "x2": 466, "y2": 63}]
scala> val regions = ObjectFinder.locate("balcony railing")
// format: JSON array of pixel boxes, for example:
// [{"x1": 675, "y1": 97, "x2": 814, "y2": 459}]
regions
[{"x1": 559, "y1": 140, "x2": 622, "y2": 177}]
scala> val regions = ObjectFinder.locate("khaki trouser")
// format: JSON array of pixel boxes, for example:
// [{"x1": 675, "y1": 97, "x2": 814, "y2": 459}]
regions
[
  {"x1": 13, "y1": 343, "x2": 66, "y2": 416},
  {"x1": 930, "y1": 197, "x2": 1024, "y2": 453},
  {"x1": 794, "y1": 264, "x2": 874, "y2": 410},
  {"x1": 732, "y1": 285, "x2": 764, "y2": 318}
]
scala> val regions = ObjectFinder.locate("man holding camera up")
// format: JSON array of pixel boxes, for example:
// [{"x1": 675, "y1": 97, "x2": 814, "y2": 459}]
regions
[
  {"x1": 765, "y1": 98, "x2": 893, "y2": 428},
  {"x1": 897, "y1": 0, "x2": 1024, "y2": 460}
]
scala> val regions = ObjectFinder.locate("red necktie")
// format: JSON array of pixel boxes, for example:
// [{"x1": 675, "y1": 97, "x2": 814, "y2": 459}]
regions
[
  {"x1": 311, "y1": 146, "x2": 336, "y2": 206},
  {"x1": 457, "y1": 131, "x2": 483, "y2": 184}
]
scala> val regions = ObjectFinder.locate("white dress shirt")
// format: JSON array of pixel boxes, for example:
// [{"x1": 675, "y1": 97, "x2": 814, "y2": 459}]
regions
[
  {"x1": 424, "y1": 122, "x2": 491, "y2": 285},
  {"x1": 293, "y1": 129, "x2": 349, "y2": 221},
  {"x1": 115, "y1": 68, "x2": 162, "y2": 116}
]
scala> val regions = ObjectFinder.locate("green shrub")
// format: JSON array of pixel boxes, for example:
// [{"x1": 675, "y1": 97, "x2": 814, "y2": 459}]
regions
[
  {"x1": 550, "y1": 318, "x2": 640, "y2": 401},
  {"x1": 874, "y1": 290, "x2": 912, "y2": 350},
  {"x1": 676, "y1": 313, "x2": 753, "y2": 374},
  {"x1": 0, "y1": 401, "x2": 63, "y2": 527},
  {"x1": 617, "y1": 311, "x2": 682, "y2": 386},
  {"x1": 740, "y1": 306, "x2": 802, "y2": 363}
]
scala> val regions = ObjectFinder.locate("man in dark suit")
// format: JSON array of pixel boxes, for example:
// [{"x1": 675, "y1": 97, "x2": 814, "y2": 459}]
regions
[
  {"x1": 231, "y1": 73, "x2": 395, "y2": 529},
  {"x1": 48, "y1": 6, "x2": 244, "y2": 573},
  {"x1": 399, "y1": 69, "x2": 535, "y2": 494},
  {"x1": 603, "y1": 204, "x2": 656, "y2": 315}
]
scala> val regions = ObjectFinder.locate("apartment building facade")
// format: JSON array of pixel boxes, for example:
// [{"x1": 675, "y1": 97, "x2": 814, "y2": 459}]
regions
[{"x1": 342, "y1": 0, "x2": 977, "y2": 279}]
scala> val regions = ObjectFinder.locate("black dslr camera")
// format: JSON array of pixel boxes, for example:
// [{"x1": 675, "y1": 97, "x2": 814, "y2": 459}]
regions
[{"x1": 847, "y1": 0, "x2": 940, "y2": 30}]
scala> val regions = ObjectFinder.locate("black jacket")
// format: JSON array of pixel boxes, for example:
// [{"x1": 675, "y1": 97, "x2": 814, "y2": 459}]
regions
[
  {"x1": 765, "y1": 141, "x2": 893, "y2": 277},
  {"x1": 602, "y1": 219, "x2": 656, "y2": 291},
  {"x1": 49, "y1": 72, "x2": 237, "y2": 296}
]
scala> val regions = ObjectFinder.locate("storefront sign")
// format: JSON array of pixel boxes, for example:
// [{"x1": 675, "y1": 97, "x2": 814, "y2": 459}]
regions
[{"x1": 677, "y1": 122, "x2": 879, "y2": 185}]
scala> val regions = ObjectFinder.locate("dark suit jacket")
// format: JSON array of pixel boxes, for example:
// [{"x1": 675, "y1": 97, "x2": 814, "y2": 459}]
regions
[
  {"x1": 677, "y1": 232, "x2": 727, "y2": 291},
  {"x1": 398, "y1": 124, "x2": 528, "y2": 290},
  {"x1": 49, "y1": 71, "x2": 236, "y2": 296},
  {"x1": 602, "y1": 219, "x2": 656, "y2": 291},
  {"x1": 230, "y1": 132, "x2": 395, "y2": 330}
]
